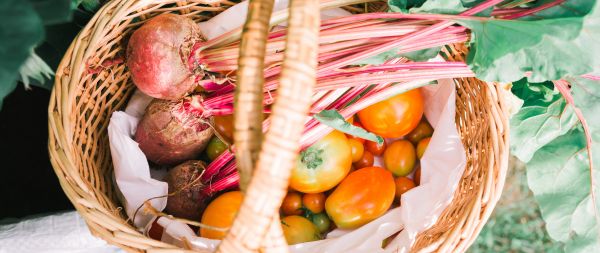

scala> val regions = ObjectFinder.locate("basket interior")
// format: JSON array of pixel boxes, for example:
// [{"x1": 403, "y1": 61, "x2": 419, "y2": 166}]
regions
[{"x1": 49, "y1": 1, "x2": 507, "y2": 251}]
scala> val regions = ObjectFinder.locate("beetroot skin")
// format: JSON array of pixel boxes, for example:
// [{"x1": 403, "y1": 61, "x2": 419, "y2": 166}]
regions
[
  {"x1": 127, "y1": 14, "x2": 201, "y2": 100},
  {"x1": 135, "y1": 96, "x2": 213, "y2": 165},
  {"x1": 165, "y1": 160, "x2": 209, "y2": 221}
]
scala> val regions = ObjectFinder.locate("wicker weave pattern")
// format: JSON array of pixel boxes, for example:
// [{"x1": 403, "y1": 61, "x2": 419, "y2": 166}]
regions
[{"x1": 48, "y1": 1, "x2": 509, "y2": 252}]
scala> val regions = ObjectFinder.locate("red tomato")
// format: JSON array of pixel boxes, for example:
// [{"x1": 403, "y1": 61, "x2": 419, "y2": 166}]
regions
[
  {"x1": 325, "y1": 167, "x2": 395, "y2": 229},
  {"x1": 291, "y1": 131, "x2": 352, "y2": 193},
  {"x1": 417, "y1": 137, "x2": 431, "y2": 159},
  {"x1": 213, "y1": 115, "x2": 234, "y2": 142},
  {"x1": 348, "y1": 139, "x2": 365, "y2": 163},
  {"x1": 365, "y1": 139, "x2": 386, "y2": 156},
  {"x1": 414, "y1": 166, "x2": 421, "y2": 185},
  {"x1": 406, "y1": 119, "x2": 433, "y2": 144},
  {"x1": 357, "y1": 89, "x2": 424, "y2": 138},
  {"x1": 353, "y1": 150, "x2": 374, "y2": 169},
  {"x1": 200, "y1": 191, "x2": 243, "y2": 239},
  {"x1": 281, "y1": 216, "x2": 320, "y2": 245},
  {"x1": 383, "y1": 140, "x2": 416, "y2": 177},
  {"x1": 282, "y1": 192, "x2": 303, "y2": 216},
  {"x1": 394, "y1": 177, "x2": 416, "y2": 199},
  {"x1": 302, "y1": 193, "x2": 326, "y2": 213}
]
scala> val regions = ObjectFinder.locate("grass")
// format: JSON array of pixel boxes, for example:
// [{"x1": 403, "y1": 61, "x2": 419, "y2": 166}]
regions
[{"x1": 468, "y1": 157, "x2": 564, "y2": 253}]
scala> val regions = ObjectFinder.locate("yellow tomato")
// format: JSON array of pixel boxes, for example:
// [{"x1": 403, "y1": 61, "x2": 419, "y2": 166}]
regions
[
  {"x1": 281, "y1": 215, "x2": 320, "y2": 245},
  {"x1": 290, "y1": 131, "x2": 352, "y2": 193},
  {"x1": 199, "y1": 191, "x2": 242, "y2": 239}
]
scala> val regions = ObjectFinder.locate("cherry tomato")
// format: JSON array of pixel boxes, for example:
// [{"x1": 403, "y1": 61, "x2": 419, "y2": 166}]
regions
[
  {"x1": 281, "y1": 216, "x2": 320, "y2": 245},
  {"x1": 212, "y1": 115, "x2": 234, "y2": 142},
  {"x1": 383, "y1": 140, "x2": 416, "y2": 177},
  {"x1": 365, "y1": 139, "x2": 386, "y2": 156},
  {"x1": 200, "y1": 191, "x2": 243, "y2": 239},
  {"x1": 291, "y1": 131, "x2": 352, "y2": 193},
  {"x1": 282, "y1": 192, "x2": 303, "y2": 216},
  {"x1": 302, "y1": 192, "x2": 326, "y2": 213},
  {"x1": 406, "y1": 120, "x2": 433, "y2": 144},
  {"x1": 309, "y1": 212, "x2": 331, "y2": 233},
  {"x1": 357, "y1": 89, "x2": 424, "y2": 138},
  {"x1": 348, "y1": 139, "x2": 365, "y2": 163},
  {"x1": 325, "y1": 167, "x2": 395, "y2": 229},
  {"x1": 417, "y1": 137, "x2": 431, "y2": 159},
  {"x1": 205, "y1": 136, "x2": 228, "y2": 161},
  {"x1": 147, "y1": 218, "x2": 164, "y2": 240},
  {"x1": 394, "y1": 177, "x2": 416, "y2": 199},
  {"x1": 414, "y1": 166, "x2": 421, "y2": 185},
  {"x1": 353, "y1": 150, "x2": 374, "y2": 169}
]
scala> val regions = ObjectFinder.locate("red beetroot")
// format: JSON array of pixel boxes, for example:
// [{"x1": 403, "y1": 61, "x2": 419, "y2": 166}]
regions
[
  {"x1": 165, "y1": 160, "x2": 209, "y2": 221},
  {"x1": 127, "y1": 14, "x2": 202, "y2": 100},
  {"x1": 135, "y1": 96, "x2": 213, "y2": 165}
]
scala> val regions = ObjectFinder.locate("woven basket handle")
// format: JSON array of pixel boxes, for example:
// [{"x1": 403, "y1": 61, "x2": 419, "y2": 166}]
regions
[{"x1": 217, "y1": 0, "x2": 321, "y2": 252}]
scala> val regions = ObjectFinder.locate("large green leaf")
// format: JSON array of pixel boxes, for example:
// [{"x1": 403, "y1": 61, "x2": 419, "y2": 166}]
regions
[
  {"x1": 519, "y1": 77, "x2": 600, "y2": 252},
  {"x1": 31, "y1": 0, "x2": 72, "y2": 25},
  {"x1": 510, "y1": 79, "x2": 578, "y2": 162},
  {"x1": 388, "y1": 0, "x2": 488, "y2": 14},
  {"x1": 458, "y1": 1, "x2": 599, "y2": 82},
  {"x1": 0, "y1": 0, "x2": 44, "y2": 108}
]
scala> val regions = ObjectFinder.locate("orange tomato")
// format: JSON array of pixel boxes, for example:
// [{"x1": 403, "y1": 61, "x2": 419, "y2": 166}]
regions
[
  {"x1": 325, "y1": 167, "x2": 395, "y2": 229},
  {"x1": 290, "y1": 131, "x2": 352, "y2": 193},
  {"x1": 417, "y1": 137, "x2": 431, "y2": 159},
  {"x1": 348, "y1": 139, "x2": 365, "y2": 163},
  {"x1": 406, "y1": 120, "x2": 433, "y2": 144},
  {"x1": 200, "y1": 191, "x2": 243, "y2": 239},
  {"x1": 383, "y1": 140, "x2": 416, "y2": 177},
  {"x1": 394, "y1": 177, "x2": 416, "y2": 198},
  {"x1": 353, "y1": 150, "x2": 374, "y2": 169},
  {"x1": 281, "y1": 192, "x2": 303, "y2": 216},
  {"x1": 281, "y1": 216, "x2": 320, "y2": 245},
  {"x1": 357, "y1": 89, "x2": 424, "y2": 138},
  {"x1": 213, "y1": 115, "x2": 234, "y2": 142},
  {"x1": 365, "y1": 139, "x2": 386, "y2": 156},
  {"x1": 302, "y1": 193, "x2": 326, "y2": 213}
]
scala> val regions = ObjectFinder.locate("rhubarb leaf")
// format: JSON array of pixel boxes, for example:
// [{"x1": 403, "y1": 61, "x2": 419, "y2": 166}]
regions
[
  {"x1": 457, "y1": 1, "x2": 599, "y2": 82},
  {"x1": 314, "y1": 110, "x2": 384, "y2": 144}
]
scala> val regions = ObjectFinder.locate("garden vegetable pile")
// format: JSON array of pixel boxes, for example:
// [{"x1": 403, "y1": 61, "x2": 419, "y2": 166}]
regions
[{"x1": 3, "y1": 0, "x2": 600, "y2": 251}]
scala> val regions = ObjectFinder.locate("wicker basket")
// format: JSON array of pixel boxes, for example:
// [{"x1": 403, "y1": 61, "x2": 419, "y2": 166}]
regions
[{"x1": 48, "y1": 0, "x2": 510, "y2": 252}]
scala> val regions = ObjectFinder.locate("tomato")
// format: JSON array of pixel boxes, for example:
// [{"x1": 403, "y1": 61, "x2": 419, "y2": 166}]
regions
[
  {"x1": 325, "y1": 167, "x2": 395, "y2": 229},
  {"x1": 414, "y1": 166, "x2": 421, "y2": 185},
  {"x1": 406, "y1": 119, "x2": 433, "y2": 144},
  {"x1": 205, "y1": 136, "x2": 228, "y2": 161},
  {"x1": 353, "y1": 150, "x2": 374, "y2": 169},
  {"x1": 365, "y1": 139, "x2": 386, "y2": 156},
  {"x1": 200, "y1": 191, "x2": 243, "y2": 239},
  {"x1": 348, "y1": 139, "x2": 365, "y2": 163},
  {"x1": 147, "y1": 218, "x2": 164, "y2": 240},
  {"x1": 281, "y1": 216, "x2": 320, "y2": 245},
  {"x1": 417, "y1": 137, "x2": 431, "y2": 159},
  {"x1": 290, "y1": 130, "x2": 352, "y2": 193},
  {"x1": 394, "y1": 177, "x2": 416, "y2": 199},
  {"x1": 309, "y1": 212, "x2": 331, "y2": 233},
  {"x1": 383, "y1": 140, "x2": 416, "y2": 177},
  {"x1": 282, "y1": 192, "x2": 303, "y2": 216},
  {"x1": 357, "y1": 89, "x2": 424, "y2": 138},
  {"x1": 302, "y1": 192, "x2": 325, "y2": 213},
  {"x1": 346, "y1": 121, "x2": 366, "y2": 144},
  {"x1": 213, "y1": 115, "x2": 234, "y2": 142}
]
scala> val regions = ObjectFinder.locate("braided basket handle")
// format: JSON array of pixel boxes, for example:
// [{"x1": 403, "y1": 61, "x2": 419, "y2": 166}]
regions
[{"x1": 217, "y1": 0, "x2": 321, "y2": 252}]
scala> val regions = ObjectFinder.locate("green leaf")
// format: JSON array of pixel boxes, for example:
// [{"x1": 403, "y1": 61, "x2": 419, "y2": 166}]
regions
[
  {"x1": 522, "y1": 77, "x2": 600, "y2": 252},
  {"x1": 18, "y1": 50, "x2": 54, "y2": 90},
  {"x1": 388, "y1": 0, "x2": 489, "y2": 15},
  {"x1": 509, "y1": 79, "x2": 578, "y2": 162},
  {"x1": 314, "y1": 110, "x2": 384, "y2": 144},
  {"x1": 72, "y1": 0, "x2": 101, "y2": 12},
  {"x1": 0, "y1": 0, "x2": 44, "y2": 109},
  {"x1": 353, "y1": 47, "x2": 441, "y2": 65},
  {"x1": 457, "y1": 1, "x2": 599, "y2": 82},
  {"x1": 30, "y1": 0, "x2": 72, "y2": 25}
]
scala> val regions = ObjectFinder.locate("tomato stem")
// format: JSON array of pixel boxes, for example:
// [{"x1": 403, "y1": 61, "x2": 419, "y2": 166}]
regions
[{"x1": 300, "y1": 147, "x2": 325, "y2": 169}]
